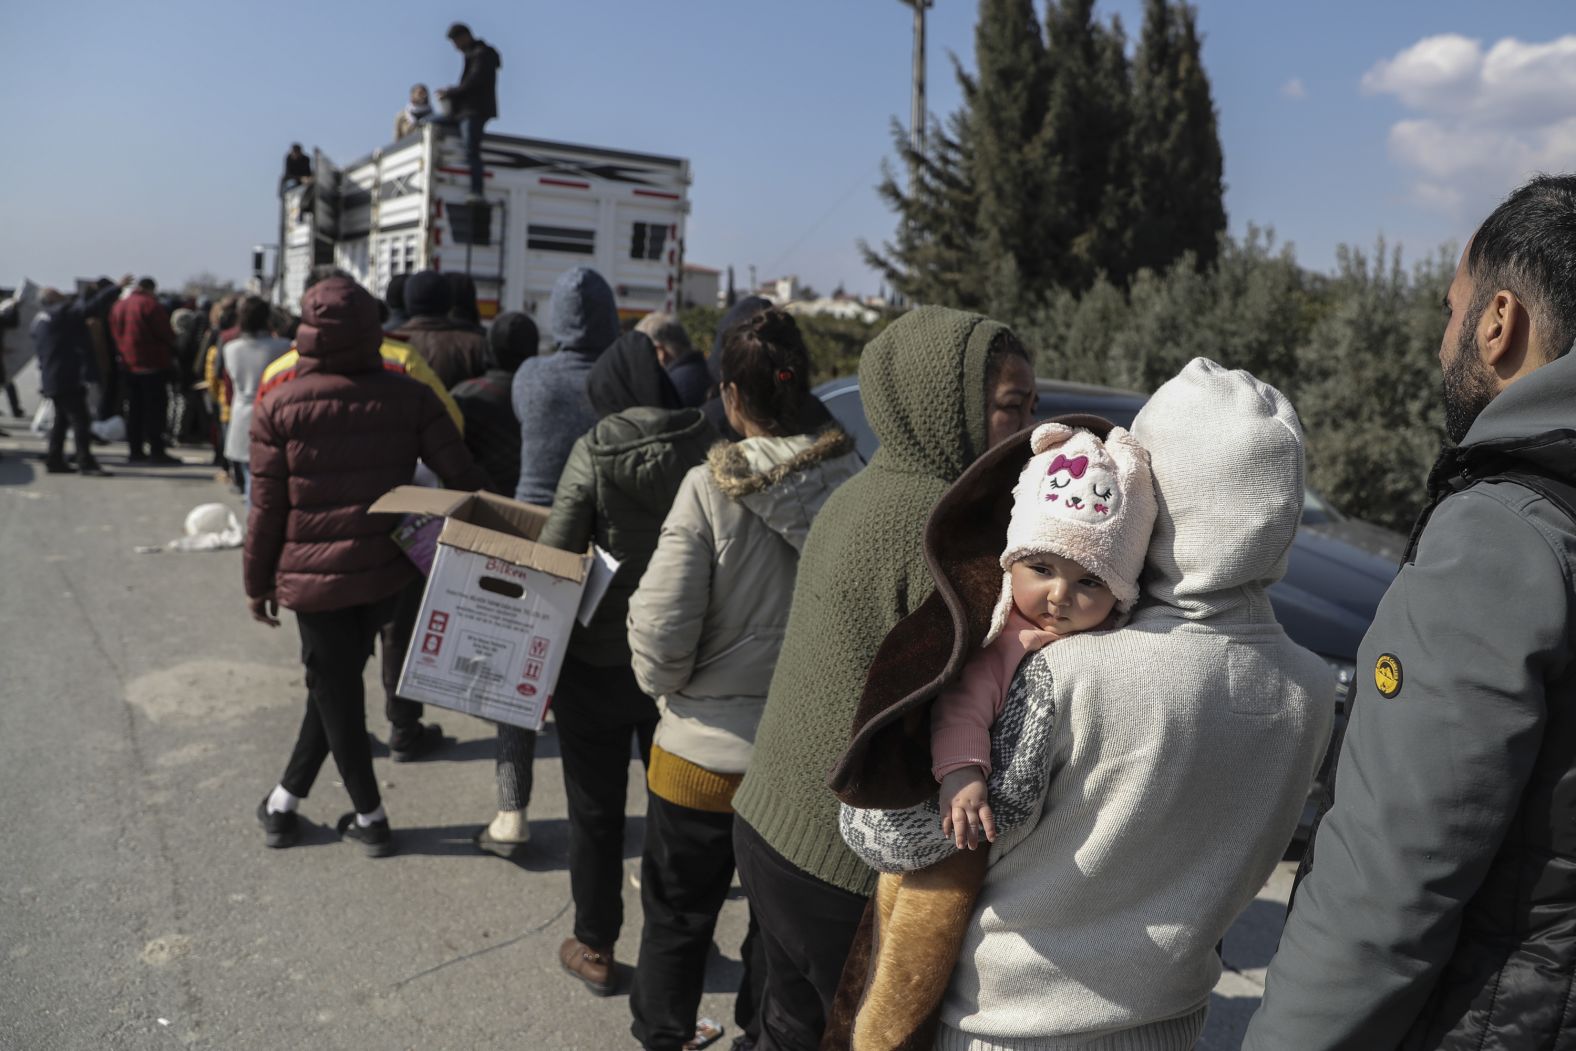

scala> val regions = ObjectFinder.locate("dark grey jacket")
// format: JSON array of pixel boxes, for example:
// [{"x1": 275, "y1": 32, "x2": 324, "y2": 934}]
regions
[{"x1": 1245, "y1": 351, "x2": 1576, "y2": 1051}]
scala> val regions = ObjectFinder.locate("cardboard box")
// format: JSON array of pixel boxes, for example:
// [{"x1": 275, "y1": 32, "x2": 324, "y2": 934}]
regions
[{"x1": 370, "y1": 486, "x2": 615, "y2": 731}]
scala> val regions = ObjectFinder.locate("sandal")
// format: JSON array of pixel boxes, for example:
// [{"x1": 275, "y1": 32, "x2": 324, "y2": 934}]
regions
[
  {"x1": 474, "y1": 825, "x2": 530, "y2": 860},
  {"x1": 684, "y1": 1018, "x2": 724, "y2": 1050}
]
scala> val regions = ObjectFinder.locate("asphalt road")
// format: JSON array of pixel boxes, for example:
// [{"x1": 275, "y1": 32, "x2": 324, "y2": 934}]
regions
[{"x1": 0, "y1": 408, "x2": 1294, "y2": 1051}]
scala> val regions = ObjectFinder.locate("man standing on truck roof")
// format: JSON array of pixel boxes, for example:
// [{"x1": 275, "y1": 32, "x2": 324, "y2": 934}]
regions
[{"x1": 436, "y1": 22, "x2": 500, "y2": 202}]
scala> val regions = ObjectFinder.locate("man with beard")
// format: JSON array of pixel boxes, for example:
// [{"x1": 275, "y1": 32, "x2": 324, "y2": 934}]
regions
[{"x1": 1245, "y1": 174, "x2": 1576, "y2": 1049}]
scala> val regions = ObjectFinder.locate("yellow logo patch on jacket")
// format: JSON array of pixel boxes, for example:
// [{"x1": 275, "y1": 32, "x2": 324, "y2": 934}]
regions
[{"x1": 1375, "y1": 654, "x2": 1403, "y2": 698}]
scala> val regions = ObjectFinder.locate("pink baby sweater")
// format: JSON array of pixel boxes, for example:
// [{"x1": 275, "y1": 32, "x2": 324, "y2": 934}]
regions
[{"x1": 931, "y1": 609, "x2": 1061, "y2": 781}]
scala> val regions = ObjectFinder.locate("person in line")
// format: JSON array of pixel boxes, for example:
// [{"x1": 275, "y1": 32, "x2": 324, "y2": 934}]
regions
[
  {"x1": 32, "y1": 277, "x2": 127, "y2": 476},
  {"x1": 702, "y1": 297, "x2": 771, "y2": 441},
  {"x1": 109, "y1": 277, "x2": 180, "y2": 465},
  {"x1": 248, "y1": 275, "x2": 488, "y2": 857},
  {"x1": 451, "y1": 311, "x2": 535, "y2": 497},
  {"x1": 0, "y1": 292, "x2": 25, "y2": 419},
  {"x1": 202, "y1": 295, "x2": 241, "y2": 472},
  {"x1": 86, "y1": 277, "x2": 123, "y2": 424},
  {"x1": 636, "y1": 312, "x2": 707, "y2": 409},
  {"x1": 835, "y1": 358, "x2": 1336, "y2": 1049},
  {"x1": 448, "y1": 311, "x2": 540, "y2": 856},
  {"x1": 1245, "y1": 176, "x2": 1576, "y2": 1050},
  {"x1": 220, "y1": 295, "x2": 289, "y2": 502},
  {"x1": 626, "y1": 309, "x2": 863, "y2": 1051},
  {"x1": 389, "y1": 270, "x2": 488, "y2": 388},
  {"x1": 382, "y1": 274, "x2": 410, "y2": 334},
  {"x1": 435, "y1": 23, "x2": 501, "y2": 201},
  {"x1": 512, "y1": 266, "x2": 620, "y2": 506},
  {"x1": 540, "y1": 328, "x2": 716, "y2": 996},
  {"x1": 256, "y1": 267, "x2": 465, "y2": 762},
  {"x1": 444, "y1": 273, "x2": 485, "y2": 332},
  {"x1": 729, "y1": 306, "x2": 1038, "y2": 1050},
  {"x1": 394, "y1": 84, "x2": 432, "y2": 139}
]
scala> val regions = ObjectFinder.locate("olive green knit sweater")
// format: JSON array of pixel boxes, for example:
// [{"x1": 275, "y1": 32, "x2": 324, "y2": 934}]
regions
[{"x1": 732, "y1": 306, "x2": 1006, "y2": 895}]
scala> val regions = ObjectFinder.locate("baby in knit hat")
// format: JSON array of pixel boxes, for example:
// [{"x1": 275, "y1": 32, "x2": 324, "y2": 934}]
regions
[{"x1": 932, "y1": 421, "x2": 1156, "y2": 847}]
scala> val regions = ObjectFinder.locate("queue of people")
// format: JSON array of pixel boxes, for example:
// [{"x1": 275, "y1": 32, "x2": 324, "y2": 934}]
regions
[{"x1": 19, "y1": 172, "x2": 1569, "y2": 1051}]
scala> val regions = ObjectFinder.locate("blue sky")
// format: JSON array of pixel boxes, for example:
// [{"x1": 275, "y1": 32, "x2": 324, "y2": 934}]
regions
[{"x1": 3, "y1": 0, "x2": 1574, "y2": 296}]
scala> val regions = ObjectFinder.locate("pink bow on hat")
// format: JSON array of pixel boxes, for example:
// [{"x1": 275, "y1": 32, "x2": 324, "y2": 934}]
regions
[{"x1": 1047, "y1": 454, "x2": 1089, "y2": 479}]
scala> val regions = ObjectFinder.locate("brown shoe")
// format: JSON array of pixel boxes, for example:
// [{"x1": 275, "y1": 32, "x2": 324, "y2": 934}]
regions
[{"x1": 558, "y1": 937, "x2": 616, "y2": 996}]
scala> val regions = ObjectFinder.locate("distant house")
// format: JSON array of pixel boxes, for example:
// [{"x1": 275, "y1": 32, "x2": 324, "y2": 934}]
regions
[
  {"x1": 680, "y1": 263, "x2": 721, "y2": 310},
  {"x1": 783, "y1": 295, "x2": 880, "y2": 325}
]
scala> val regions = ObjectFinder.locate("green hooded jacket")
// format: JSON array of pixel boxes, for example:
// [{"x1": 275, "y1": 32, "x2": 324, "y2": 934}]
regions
[
  {"x1": 732, "y1": 305, "x2": 1009, "y2": 894},
  {"x1": 540, "y1": 406, "x2": 716, "y2": 667}
]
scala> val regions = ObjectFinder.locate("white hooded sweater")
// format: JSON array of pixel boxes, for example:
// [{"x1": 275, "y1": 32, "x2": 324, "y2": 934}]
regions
[{"x1": 936, "y1": 358, "x2": 1335, "y2": 1050}]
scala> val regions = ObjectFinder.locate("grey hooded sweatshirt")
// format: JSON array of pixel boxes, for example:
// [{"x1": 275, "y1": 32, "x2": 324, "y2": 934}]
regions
[
  {"x1": 927, "y1": 359, "x2": 1333, "y2": 1050},
  {"x1": 628, "y1": 429, "x2": 863, "y2": 775},
  {"x1": 511, "y1": 266, "x2": 620, "y2": 506},
  {"x1": 1245, "y1": 349, "x2": 1576, "y2": 1051}
]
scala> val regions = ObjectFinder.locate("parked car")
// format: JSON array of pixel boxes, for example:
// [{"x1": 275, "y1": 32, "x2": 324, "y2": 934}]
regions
[{"x1": 814, "y1": 375, "x2": 1406, "y2": 839}]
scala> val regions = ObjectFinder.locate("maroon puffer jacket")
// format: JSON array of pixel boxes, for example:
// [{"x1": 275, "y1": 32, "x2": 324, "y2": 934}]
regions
[{"x1": 244, "y1": 277, "x2": 489, "y2": 612}]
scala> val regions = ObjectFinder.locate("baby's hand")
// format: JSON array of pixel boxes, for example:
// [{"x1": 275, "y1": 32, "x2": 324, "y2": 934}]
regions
[{"x1": 938, "y1": 767, "x2": 996, "y2": 850}]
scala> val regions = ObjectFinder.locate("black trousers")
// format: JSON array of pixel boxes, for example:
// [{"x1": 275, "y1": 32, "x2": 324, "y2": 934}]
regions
[
  {"x1": 96, "y1": 362, "x2": 121, "y2": 422},
  {"x1": 378, "y1": 577, "x2": 427, "y2": 743},
  {"x1": 552, "y1": 656, "x2": 658, "y2": 949},
  {"x1": 46, "y1": 387, "x2": 94, "y2": 467},
  {"x1": 733, "y1": 817, "x2": 869, "y2": 1051},
  {"x1": 279, "y1": 596, "x2": 396, "y2": 814},
  {"x1": 631, "y1": 794, "x2": 765, "y2": 1051},
  {"x1": 125, "y1": 371, "x2": 168, "y2": 457}
]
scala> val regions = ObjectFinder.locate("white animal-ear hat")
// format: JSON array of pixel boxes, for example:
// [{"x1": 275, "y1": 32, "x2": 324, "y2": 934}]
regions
[{"x1": 985, "y1": 422, "x2": 1158, "y2": 645}]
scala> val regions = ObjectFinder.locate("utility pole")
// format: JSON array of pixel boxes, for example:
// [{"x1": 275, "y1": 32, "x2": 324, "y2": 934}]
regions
[{"x1": 902, "y1": 0, "x2": 933, "y2": 165}]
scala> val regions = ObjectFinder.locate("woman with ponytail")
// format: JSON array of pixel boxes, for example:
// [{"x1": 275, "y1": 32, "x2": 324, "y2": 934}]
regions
[{"x1": 626, "y1": 308, "x2": 864, "y2": 1051}]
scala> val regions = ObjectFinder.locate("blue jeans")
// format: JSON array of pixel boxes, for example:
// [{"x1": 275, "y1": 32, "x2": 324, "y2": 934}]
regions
[{"x1": 435, "y1": 113, "x2": 489, "y2": 196}]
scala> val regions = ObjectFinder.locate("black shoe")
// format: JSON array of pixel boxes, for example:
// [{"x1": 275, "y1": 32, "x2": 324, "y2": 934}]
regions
[
  {"x1": 146, "y1": 452, "x2": 183, "y2": 466},
  {"x1": 256, "y1": 798, "x2": 301, "y2": 849},
  {"x1": 44, "y1": 461, "x2": 76, "y2": 474},
  {"x1": 390, "y1": 722, "x2": 446, "y2": 763},
  {"x1": 336, "y1": 812, "x2": 395, "y2": 857},
  {"x1": 128, "y1": 452, "x2": 149, "y2": 464},
  {"x1": 79, "y1": 461, "x2": 112, "y2": 477}
]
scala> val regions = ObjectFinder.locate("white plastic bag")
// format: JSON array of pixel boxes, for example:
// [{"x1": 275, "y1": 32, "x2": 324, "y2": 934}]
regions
[
  {"x1": 29, "y1": 398, "x2": 53, "y2": 436},
  {"x1": 90, "y1": 414, "x2": 126, "y2": 443},
  {"x1": 135, "y1": 502, "x2": 243, "y2": 554}
]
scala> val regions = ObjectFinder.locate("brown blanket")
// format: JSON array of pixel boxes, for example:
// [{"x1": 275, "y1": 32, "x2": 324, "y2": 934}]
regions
[{"x1": 822, "y1": 415, "x2": 1114, "y2": 1051}]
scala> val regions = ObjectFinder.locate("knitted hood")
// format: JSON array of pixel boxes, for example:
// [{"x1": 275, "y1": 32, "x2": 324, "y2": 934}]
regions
[
  {"x1": 1132, "y1": 356, "x2": 1305, "y2": 620},
  {"x1": 707, "y1": 428, "x2": 862, "y2": 553},
  {"x1": 549, "y1": 266, "x2": 619, "y2": 355},
  {"x1": 860, "y1": 306, "x2": 999, "y2": 482},
  {"x1": 294, "y1": 277, "x2": 383, "y2": 376}
]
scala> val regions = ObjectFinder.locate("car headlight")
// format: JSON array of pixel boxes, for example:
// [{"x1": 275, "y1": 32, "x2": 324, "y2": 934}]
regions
[{"x1": 1323, "y1": 658, "x2": 1355, "y2": 715}]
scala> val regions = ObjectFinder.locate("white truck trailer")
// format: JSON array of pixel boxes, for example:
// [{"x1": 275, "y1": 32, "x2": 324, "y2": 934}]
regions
[{"x1": 274, "y1": 125, "x2": 692, "y2": 322}]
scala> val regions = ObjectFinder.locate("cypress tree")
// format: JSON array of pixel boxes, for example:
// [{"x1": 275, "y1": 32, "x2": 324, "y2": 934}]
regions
[
  {"x1": 1040, "y1": 0, "x2": 1135, "y2": 291},
  {"x1": 969, "y1": 0, "x2": 1053, "y2": 308},
  {"x1": 1130, "y1": 0, "x2": 1225, "y2": 275}
]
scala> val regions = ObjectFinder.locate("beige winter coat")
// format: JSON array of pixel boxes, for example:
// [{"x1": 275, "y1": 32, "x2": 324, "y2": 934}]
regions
[{"x1": 628, "y1": 428, "x2": 863, "y2": 774}]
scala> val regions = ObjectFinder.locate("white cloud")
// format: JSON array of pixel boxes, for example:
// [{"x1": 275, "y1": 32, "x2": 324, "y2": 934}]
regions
[
  {"x1": 1281, "y1": 78, "x2": 1307, "y2": 100},
  {"x1": 1361, "y1": 33, "x2": 1576, "y2": 217}
]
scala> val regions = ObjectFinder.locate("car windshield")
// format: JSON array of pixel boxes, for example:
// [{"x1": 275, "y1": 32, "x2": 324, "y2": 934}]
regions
[{"x1": 817, "y1": 378, "x2": 1343, "y2": 527}]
